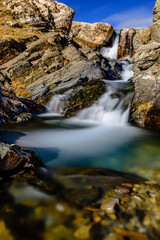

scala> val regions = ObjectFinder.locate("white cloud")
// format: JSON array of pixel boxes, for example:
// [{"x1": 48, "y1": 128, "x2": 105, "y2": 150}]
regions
[{"x1": 103, "y1": 6, "x2": 153, "y2": 29}]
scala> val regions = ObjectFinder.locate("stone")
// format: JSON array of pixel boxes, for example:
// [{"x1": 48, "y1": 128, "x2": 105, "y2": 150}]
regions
[
  {"x1": 5, "y1": 21, "x2": 22, "y2": 28},
  {"x1": 70, "y1": 21, "x2": 113, "y2": 47},
  {"x1": 4, "y1": 0, "x2": 75, "y2": 34},
  {"x1": 0, "y1": 142, "x2": 43, "y2": 177},
  {"x1": 0, "y1": 86, "x2": 45, "y2": 124},
  {"x1": 153, "y1": 0, "x2": 160, "y2": 22},
  {"x1": 0, "y1": 38, "x2": 26, "y2": 65},
  {"x1": 131, "y1": 0, "x2": 160, "y2": 130},
  {"x1": 118, "y1": 28, "x2": 136, "y2": 59}
]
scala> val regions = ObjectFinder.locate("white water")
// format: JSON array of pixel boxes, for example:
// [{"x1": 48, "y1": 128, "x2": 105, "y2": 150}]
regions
[
  {"x1": 76, "y1": 83, "x2": 132, "y2": 126},
  {"x1": 100, "y1": 31, "x2": 120, "y2": 60},
  {"x1": 46, "y1": 31, "x2": 134, "y2": 127},
  {"x1": 47, "y1": 94, "x2": 65, "y2": 114}
]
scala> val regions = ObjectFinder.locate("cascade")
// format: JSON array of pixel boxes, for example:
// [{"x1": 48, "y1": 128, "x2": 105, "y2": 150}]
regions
[
  {"x1": 47, "y1": 94, "x2": 66, "y2": 114},
  {"x1": 47, "y1": 31, "x2": 134, "y2": 126},
  {"x1": 100, "y1": 30, "x2": 120, "y2": 60}
]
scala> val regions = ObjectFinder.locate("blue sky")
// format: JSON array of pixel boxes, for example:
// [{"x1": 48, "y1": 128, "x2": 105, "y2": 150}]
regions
[{"x1": 57, "y1": 0, "x2": 156, "y2": 29}]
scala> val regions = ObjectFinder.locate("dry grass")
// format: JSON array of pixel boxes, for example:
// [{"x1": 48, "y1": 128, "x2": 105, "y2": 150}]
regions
[
  {"x1": 0, "y1": 25, "x2": 44, "y2": 40},
  {"x1": 0, "y1": 2, "x2": 44, "y2": 40},
  {"x1": 11, "y1": 80, "x2": 32, "y2": 98}
]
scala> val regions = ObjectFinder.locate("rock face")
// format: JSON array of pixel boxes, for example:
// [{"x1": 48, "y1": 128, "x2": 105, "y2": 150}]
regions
[
  {"x1": 0, "y1": 31, "x2": 112, "y2": 116},
  {"x1": 118, "y1": 28, "x2": 136, "y2": 59},
  {"x1": 153, "y1": 0, "x2": 160, "y2": 22},
  {"x1": 131, "y1": 0, "x2": 160, "y2": 129},
  {"x1": 0, "y1": 39, "x2": 26, "y2": 65},
  {"x1": 0, "y1": 1, "x2": 115, "y2": 118},
  {"x1": 3, "y1": 0, "x2": 75, "y2": 34},
  {"x1": 0, "y1": 72, "x2": 45, "y2": 124},
  {"x1": 70, "y1": 21, "x2": 113, "y2": 48}
]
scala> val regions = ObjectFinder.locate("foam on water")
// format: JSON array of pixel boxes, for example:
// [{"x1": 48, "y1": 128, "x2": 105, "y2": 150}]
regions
[{"x1": 100, "y1": 31, "x2": 120, "y2": 60}]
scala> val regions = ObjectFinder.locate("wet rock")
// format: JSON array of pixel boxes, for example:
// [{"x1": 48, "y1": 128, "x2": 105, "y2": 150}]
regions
[
  {"x1": 101, "y1": 198, "x2": 119, "y2": 214},
  {"x1": 70, "y1": 22, "x2": 113, "y2": 47},
  {"x1": 118, "y1": 28, "x2": 136, "y2": 59},
  {"x1": 64, "y1": 187, "x2": 101, "y2": 207},
  {"x1": 101, "y1": 59, "x2": 121, "y2": 80},
  {"x1": 0, "y1": 142, "x2": 43, "y2": 177},
  {"x1": 64, "y1": 79, "x2": 105, "y2": 117},
  {"x1": 0, "y1": 87, "x2": 45, "y2": 124},
  {"x1": 114, "y1": 186, "x2": 130, "y2": 195}
]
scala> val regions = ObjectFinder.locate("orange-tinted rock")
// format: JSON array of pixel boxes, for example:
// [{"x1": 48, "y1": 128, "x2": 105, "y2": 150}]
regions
[{"x1": 118, "y1": 28, "x2": 136, "y2": 59}]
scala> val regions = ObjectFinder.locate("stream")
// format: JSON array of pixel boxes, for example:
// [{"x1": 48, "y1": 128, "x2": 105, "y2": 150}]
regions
[
  {"x1": 2, "y1": 31, "x2": 160, "y2": 172},
  {"x1": 0, "y1": 31, "x2": 160, "y2": 240}
]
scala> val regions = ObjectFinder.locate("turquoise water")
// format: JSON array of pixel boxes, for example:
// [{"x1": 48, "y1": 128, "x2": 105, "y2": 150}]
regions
[{"x1": 1, "y1": 115, "x2": 160, "y2": 174}]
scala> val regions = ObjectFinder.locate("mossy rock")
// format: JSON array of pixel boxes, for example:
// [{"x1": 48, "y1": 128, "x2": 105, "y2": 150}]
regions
[{"x1": 64, "y1": 80, "x2": 105, "y2": 117}]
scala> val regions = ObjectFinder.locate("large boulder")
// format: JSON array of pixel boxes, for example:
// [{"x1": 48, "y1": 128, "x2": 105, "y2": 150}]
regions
[
  {"x1": 3, "y1": 0, "x2": 75, "y2": 34},
  {"x1": 70, "y1": 21, "x2": 113, "y2": 48},
  {"x1": 0, "y1": 141, "x2": 43, "y2": 178},
  {"x1": 131, "y1": 0, "x2": 160, "y2": 130}
]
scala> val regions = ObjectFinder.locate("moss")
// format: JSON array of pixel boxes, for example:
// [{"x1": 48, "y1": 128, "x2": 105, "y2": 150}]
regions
[
  {"x1": 65, "y1": 80, "x2": 105, "y2": 117},
  {"x1": 137, "y1": 102, "x2": 153, "y2": 113}
]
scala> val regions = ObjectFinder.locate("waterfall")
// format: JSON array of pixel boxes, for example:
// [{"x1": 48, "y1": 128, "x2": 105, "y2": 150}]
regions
[
  {"x1": 100, "y1": 31, "x2": 120, "y2": 60},
  {"x1": 76, "y1": 81, "x2": 133, "y2": 126},
  {"x1": 46, "y1": 30, "x2": 134, "y2": 126},
  {"x1": 47, "y1": 94, "x2": 65, "y2": 114}
]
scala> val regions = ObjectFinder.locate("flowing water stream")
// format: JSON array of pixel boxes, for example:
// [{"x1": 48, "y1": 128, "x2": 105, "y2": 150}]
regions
[
  {"x1": 1, "y1": 31, "x2": 160, "y2": 172},
  {"x1": 0, "y1": 30, "x2": 160, "y2": 240}
]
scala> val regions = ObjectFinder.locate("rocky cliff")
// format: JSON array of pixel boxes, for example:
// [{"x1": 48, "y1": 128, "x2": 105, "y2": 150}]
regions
[
  {"x1": 0, "y1": 0, "x2": 116, "y2": 118},
  {"x1": 0, "y1": 0, "x2": 116, "y2": 175},
  {"x1": 131, "y1": 0, "x2": 160, "y2": 130},
  {"x1": 3, "y1": 0, "x2": 75, "y2": 33}
]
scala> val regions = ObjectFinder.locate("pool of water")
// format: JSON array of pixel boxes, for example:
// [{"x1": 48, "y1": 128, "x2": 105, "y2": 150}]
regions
[{"x1": 1, "y1": 115, "x2": 160, "y2": 174}]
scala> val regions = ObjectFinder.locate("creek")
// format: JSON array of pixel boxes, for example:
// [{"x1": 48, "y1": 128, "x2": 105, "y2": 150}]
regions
[
  {"x1": 0, "y1": 30, "x2": 160, "y2": 240},
  {"x1": 2, "y1": 31, "x2": 160, "y2": 173}
]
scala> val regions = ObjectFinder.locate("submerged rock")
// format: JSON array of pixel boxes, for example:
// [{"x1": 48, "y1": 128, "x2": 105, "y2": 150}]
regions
[{"x1": 1, "y1": 166, "x2": 159, "y2": 240}]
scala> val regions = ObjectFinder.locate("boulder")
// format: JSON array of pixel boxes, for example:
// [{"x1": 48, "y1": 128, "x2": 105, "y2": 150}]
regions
[
  {"x1": 118, "y1": 28, "x2": 136, "y2": 59},
  {"x1": 153, "y1": 0, "x2": 160, "y2": 22},
  {"x1": 3, "y1": 0, "x2": 75, "y2": 34},
  {"x1": 70, "y1": 21, "x2": 113, "y2": 48},
  {"x1": 0, "y1": 85, "x2": 45, "y2": 124},
  {"x1": 0, "y1": 141, "x2": 43, "y2": 178}
]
